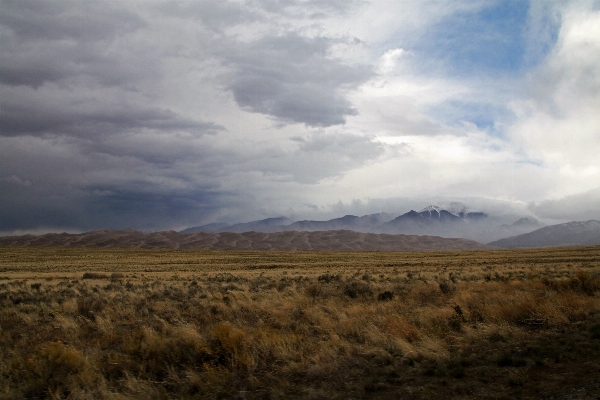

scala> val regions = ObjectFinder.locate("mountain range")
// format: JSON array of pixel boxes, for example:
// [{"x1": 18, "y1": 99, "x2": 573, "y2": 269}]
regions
[{"x1": 181, "y1": 203, "x2": 544, "y2": 243}]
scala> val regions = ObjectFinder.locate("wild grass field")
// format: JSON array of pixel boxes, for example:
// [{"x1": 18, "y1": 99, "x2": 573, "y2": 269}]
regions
[{"x1": 1, "y1": 246, "x2": 600, "y2": 399}]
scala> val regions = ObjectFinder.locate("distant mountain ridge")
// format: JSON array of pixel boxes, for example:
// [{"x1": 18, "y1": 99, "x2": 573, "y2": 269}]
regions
[
  {"x1": 488, "y1": 220, "x2": 600, "y2": 248},
  {"x1": 286, "y1": 213, "x2": 396, "y2": 232},
  {"x1": 379, "y1": 207, "x2": 488, "y2": 236},
  {"x1": 0, "y1": 229, "x2": 491, "y2": 251},
  {"x1": 181, "y1": 202, "x2": 543, "y2": 243}
]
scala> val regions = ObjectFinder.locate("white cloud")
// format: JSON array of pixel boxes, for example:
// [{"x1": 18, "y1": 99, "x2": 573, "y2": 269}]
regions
[
  {"x1": 507, "y1": 5, "x2": 600, "y2": 198},
  {"x1": 528, "y1": 187, "x2": 600, "y2": 222}
]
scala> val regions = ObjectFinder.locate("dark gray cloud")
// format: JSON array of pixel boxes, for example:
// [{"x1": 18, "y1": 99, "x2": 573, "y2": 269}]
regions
[
  {"x1": 0, "y1": 96, "x2": 223, "y2": 138},
  {"x1": 0, "y1": 130, "x2": 243, "y2": 233},
  {"x1": 0, "y1": 1, "x2": 231, "y2": 233},
  {"x1": 0, "y1": 0, "x2": 220, "y2": 142},
  {"x1": 0, "y1": 0, "x2": 147, "y2": 88},
  {"x1": 225, "y1": 33, "x2": 374, "y2": 127},
  {"x1": 0, "y1": 0, "x2": 144, "y2": 41},
  {"x1": 0, "y1": 176, "x2": 238, "y2": 232}
]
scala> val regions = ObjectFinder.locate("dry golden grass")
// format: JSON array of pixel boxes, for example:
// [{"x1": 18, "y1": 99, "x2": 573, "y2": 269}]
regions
[{"x1": 1, "y1": 246, "x2": 600, "y2": 399}]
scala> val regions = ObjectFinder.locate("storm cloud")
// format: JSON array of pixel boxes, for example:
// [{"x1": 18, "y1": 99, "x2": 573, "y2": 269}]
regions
[
  {"x1": 1, "y1": 0, "x2": 599, "y2": 234},
  {"x1": 226, "y1": 33, "x2": 374, "y2": 127}
]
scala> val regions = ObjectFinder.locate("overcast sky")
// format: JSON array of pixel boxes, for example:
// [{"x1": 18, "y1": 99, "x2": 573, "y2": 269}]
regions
[{"x1": 1, "y1": 0, "x2": 599, "y2": 234}]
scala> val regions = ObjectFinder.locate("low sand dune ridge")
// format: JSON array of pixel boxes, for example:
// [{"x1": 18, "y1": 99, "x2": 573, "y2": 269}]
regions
[{"x1": 0, "y1": 229, "x2": 491, "y2": 251}]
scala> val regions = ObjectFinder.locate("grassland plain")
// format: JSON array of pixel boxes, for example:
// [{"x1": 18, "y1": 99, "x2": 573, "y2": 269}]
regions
[{"x1": 1, "y1": 246, "x2": 600, "y2": 399}]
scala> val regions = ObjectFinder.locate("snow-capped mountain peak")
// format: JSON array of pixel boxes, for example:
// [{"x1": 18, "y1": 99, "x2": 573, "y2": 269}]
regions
[{"x1": 420, "y1": 202, "x2": 469, "y2": 217}]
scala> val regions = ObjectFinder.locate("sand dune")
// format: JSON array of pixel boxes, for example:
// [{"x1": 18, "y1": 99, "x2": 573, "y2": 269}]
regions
[{"x1": 0, "y1": 229, "x2": 491, "y2": 251}]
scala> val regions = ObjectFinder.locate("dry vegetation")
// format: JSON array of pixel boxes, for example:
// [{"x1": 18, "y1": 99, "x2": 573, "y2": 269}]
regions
[{"x1": 1, "y1": 246, "x2": 600, "y2": 399}]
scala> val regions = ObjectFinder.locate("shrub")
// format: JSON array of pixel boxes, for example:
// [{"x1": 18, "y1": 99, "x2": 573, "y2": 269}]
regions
[
  {"x1": 574, "y1": 270, "x2": 600, "y2": 295},
  {"x1": 25, "y1": 342, "x2": 92, "y2": 398},
  {"x1": 448, "y1": 315, "x2": 462, "y2": 332},
  {"x1": 210, "y1": 322, "x2": 254, "y2": 371},
  {"x1": 438, "y1": 280, "x2": 455, "y2": 294},
  {"x1": 497, "y1": 353, "x2": 527, "y2": 368},
  {"x1": 377, "y1": 291, "x2": 394, "y2": 301},
  {"x1": 590, "y1": 324, "x2": 600, "y2": 339},
  {"x1": 305, "y1": 283, "x2": 323, "y2": 300},
  {"x1": 82, "y1": 272, "x2": 108, "y2": 279},
  {"x1": 317, "y1": 274, "x2": 341, "y2": 283},
  {"x1": 76, "y1": 295, "x2": 105, "y2": 319},
  {"x1": 111, "y1": 272, "x2": 125, "y2": 280},
  {"x1": 343, "y1": 281, "x2": 372, "y2": 299}
]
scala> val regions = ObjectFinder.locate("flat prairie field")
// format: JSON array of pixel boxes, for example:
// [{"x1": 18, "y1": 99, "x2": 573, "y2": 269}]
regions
[{"x1": 1, "y1": 247, "x2": 600, "y2": 399}]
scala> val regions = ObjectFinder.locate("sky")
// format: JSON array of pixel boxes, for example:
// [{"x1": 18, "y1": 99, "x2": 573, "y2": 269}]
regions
[{"x1": 1, "y1": 0, "x2": 600, "y2": 234}]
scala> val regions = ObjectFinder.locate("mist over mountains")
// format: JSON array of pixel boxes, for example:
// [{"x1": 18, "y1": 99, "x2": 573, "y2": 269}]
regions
[
  {"x1": 0, "y1": 203, "x2": 600, "y2": 251},
  {"x1": 3, "y1": 202, "x2": 596, "y2": 251},
  {"x1": 181, "y1": 203, "x2": 545, "y2": 243},
  {"x1": 488, "y1": 220, "x2": 600, "y2": 249}
]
